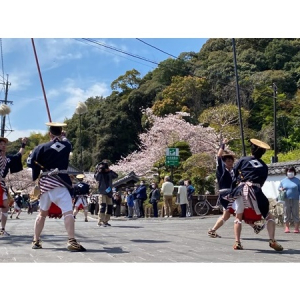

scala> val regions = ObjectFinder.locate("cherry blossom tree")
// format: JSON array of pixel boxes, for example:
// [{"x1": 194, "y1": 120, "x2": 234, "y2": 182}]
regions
[
  {"x1": 111, "y1": 108, "x2": 219, "y2": 176},
  {"x1": 6, "y1": 168, "x2": 35, "y2": 195}
]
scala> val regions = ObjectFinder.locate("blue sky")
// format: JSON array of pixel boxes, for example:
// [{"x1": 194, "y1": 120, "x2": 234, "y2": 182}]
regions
[
  {"x1": 0, "y1": 1, "x2": 294, "y2": 144},
  {"x1": 0, "y1": 38, "x2": 208, "y2": 141}
]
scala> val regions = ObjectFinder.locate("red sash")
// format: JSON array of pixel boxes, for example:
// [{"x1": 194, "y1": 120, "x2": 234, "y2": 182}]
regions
[
  {"x1": 243, "y1": 208, "x2": 262, "y2": 223},
  {"x1": 78, "y1": 203, "x2": 84, "y2": 210},
  {"x1": 48, "y1": 203, "x2": 63, "y2": 219}
]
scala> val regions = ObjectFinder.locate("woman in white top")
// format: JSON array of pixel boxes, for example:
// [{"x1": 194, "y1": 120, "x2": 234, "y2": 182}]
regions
[{"x1": 178, "y1": 180, "x2": 189, "y2": 217}]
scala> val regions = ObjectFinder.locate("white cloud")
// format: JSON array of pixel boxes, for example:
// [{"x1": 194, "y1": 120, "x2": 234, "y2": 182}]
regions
[{"x1": 50, "y1": 79, "x2": 110, "y2": 122}]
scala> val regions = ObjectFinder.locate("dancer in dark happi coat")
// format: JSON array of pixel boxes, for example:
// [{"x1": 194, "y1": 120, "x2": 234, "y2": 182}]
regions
[
  {"x1": 207, "y1": 138, "x2": 264, "y2": 238},
  {"x1": 73, "y1": 174, "x2": 90, "y2": 222},
  {"x1": 0, "y1": 136, "x2": 27, "y2": 236},
  {"x1": 27, "y1": 122, "x2": 86, "y2": 251},
  {"x1": 230, "y1": 138, "x2": 283, "y2": 251}
]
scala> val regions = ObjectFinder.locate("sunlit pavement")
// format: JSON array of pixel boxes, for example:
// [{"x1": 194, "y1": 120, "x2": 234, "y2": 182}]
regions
[{"x1": 0, "y1": 211, "x2": 298, "y2": 263}]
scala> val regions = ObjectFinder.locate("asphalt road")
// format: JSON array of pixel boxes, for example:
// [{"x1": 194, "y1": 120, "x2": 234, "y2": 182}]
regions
[{"x1": 1, "y1": 210, "x2": 299, "y2": 263}]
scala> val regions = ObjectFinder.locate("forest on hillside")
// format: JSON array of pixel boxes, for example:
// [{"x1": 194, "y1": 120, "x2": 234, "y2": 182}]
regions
[{"x1": 8, "y1": 38, "x2": 300, "y2": 189}]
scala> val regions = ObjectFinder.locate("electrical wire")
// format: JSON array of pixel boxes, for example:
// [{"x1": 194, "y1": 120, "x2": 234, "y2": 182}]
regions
[
  {"x1": 74, "y1": 38, "x2": 156, "y2": 71},
  {"x1": 135, "y1": 38, "x2": 178, "y2": 59},
  {"x1": 81, "y1": 38, "x2": 160, "y2": 66}
]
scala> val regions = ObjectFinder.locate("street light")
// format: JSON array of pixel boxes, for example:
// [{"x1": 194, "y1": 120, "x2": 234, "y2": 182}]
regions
[{"x1": 75, "y1": 101, "x2": 88, "y2": 171}]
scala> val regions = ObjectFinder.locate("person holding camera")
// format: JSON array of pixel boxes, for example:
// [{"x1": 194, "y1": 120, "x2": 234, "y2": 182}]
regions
[{"x1": 94, "y1": 161, "x2": 118, "y2": 227}]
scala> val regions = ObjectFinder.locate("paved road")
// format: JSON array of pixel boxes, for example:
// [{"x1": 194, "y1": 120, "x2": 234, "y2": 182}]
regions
[{"x1": 1, "y1": 211, "x2": 299, "y2": 263}]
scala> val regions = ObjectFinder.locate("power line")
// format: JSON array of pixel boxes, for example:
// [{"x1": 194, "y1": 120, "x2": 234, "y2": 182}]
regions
[
  {"x1": 135, "y1": 38, "x2": 178, "y2": 59},
  {"x1": 81, "y1": 38, "x2": 160, "y2": 66},
  {"x1": 74, "y1": 38, "x2": 156, "y2": 71}
]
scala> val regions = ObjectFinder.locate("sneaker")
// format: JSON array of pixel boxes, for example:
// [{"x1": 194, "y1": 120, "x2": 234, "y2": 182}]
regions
[
  {"x1": 104, "y1": 222, "x2": 111, "y2": 226},
  {"x1": 208, "y1": 229, "x2": 221, "y2": 238},
  {"x1": 16, "y1": 217, "x2": 20, "y2": 219},
  {"x1": 164, "y1": 216, "x2": 168, "y2": 218},
  {"x1": 0, "y1": 230, "x2": 10, "y2": 237},
  {"x1": 10, "y1": 215, "x2": 12, "y2": 219},
  {"x1": 32, "y1": 239, "x2": 42, "y2": 249},
  {"x1": 169, "y1": 215, "x2": 172, "y2": 218},
  {"x1": 269, "y1": 239, "x2": 283, "y2": 251},
  {"x1": 84, "y1": 218, "x2": 88, "y2": 222},
  {"x1": 67, "y1": 238, "x2": 86, "y2": 252},
  {"x1": 233, "y1": 241, "x2": 243, "y2": 250},
  {"x1": 253, "y1": 224, "x2": 265, "y2": 234}
]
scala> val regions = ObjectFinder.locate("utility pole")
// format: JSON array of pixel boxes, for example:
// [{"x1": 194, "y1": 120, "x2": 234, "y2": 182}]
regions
[
  {"x1": 0, "y1": 74, "x2": 13, "y2": 137},
  {"x1": 272, "y1": 83, "x2": 278, "y2": 163},
  {"x1": 232, "y1": 38, "x2": 246, "y2": 156}
]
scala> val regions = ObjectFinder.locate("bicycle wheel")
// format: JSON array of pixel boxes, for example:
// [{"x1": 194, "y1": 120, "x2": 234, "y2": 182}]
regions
[{"x1": 194, "y1": 201, "x2": 209, "y2": 216}]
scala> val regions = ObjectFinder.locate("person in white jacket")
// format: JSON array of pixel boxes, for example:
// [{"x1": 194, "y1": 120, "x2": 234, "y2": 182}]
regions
[
  {"x1": 161, "y1": 176, "x2": 174, "y2": 217},
  {"x1": 177, "y1": 180, "x2": 189, "y2": 217}
]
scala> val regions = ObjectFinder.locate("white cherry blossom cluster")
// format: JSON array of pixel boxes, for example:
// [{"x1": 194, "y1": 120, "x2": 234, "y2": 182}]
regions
[{"x1": 111, "y1": 108, "x2": 219, "y2": 176}]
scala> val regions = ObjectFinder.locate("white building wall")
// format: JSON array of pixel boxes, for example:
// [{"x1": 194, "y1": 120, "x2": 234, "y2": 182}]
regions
[{"x1": 262, "y1": 175, "x2": 300, "y2": 200}]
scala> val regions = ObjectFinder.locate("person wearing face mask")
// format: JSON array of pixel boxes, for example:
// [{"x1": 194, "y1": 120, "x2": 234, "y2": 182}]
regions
[
  {"x1": 278, "y1": 167, "x2": 300, "y2": 233},
  {"x1": 149, "y1": 182, "x2": 160, "y2": 217}
]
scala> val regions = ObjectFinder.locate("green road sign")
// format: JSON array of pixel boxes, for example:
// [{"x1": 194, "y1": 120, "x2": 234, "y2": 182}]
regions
[
  {"x1": 165, "y1": 148, "x2": 180, "y2": 166},
  {"x1": 166, "y1": 156, "x2": 179, "y2": 166}
]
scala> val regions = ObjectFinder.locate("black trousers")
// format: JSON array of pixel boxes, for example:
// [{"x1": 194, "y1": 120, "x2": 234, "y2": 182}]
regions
[
  {"x1": 180, "y1": 204, "x2": 187, "y2": 217},
  {"x1": 138, "y1": 199, "x2": 145, "y2": 217},
  {"x1": 152, "y1": 202, "x2": 158, "y2": 217}
]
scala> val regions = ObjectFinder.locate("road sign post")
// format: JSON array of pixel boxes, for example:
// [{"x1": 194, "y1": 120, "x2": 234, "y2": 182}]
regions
[{"x1": 166, "y1": 148, "x2": 179, "y2": 182}]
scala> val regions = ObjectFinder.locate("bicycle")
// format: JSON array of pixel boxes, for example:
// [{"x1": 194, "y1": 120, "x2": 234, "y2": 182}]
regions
[{"x1": 194, "y1": 195, "x2": 223, "y2": 216}]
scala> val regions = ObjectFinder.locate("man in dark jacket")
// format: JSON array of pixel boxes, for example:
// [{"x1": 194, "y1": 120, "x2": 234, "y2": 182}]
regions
[
  {"x1": 133, "y1": 181, "x2": 147, "y2": 218},
  {"x1": 94, "y1": 161, "x2": 118, "y2": 226}
]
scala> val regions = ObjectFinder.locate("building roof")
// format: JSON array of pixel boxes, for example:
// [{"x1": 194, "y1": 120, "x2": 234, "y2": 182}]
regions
[
  {"x1": 112, "y1": 171, "x2": 140, "y2": 188},
  {"x1": 268, "y1": 160, "x2": 300, "y2": 175}
]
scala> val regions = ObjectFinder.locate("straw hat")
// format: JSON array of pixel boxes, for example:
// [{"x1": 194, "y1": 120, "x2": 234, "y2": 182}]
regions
[
  {"x1": 76, "y1": 174, "x2": 85, "y2": 179},
  {"x1": 45, "y1": 122, "x2": 67, "y2": 127},
  {"x1": 0, "y1": 137, "x2": 8, "y2": 143},
  {"x1": 221, "y1": 150, "x2": 235, "y2": 161},
  {"x1": 250, "y1": 138, "x2": 271, "y2": 150}
]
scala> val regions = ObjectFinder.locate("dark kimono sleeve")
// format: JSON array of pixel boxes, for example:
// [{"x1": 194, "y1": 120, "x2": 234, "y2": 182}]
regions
[
  {"x1": 28, "y1": 146, "x2": 42, "y2": 181},
  {"x1": 7, "y1": 152, "x2": 23, "y2": 174}
]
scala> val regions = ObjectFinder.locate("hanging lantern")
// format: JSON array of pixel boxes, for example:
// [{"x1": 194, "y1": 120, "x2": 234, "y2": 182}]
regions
[
  {"x1": 0, "y1": 104, "x2": 11, "y2": 116},
  {"x1": 75, "y1": 102, "x2": 87, "y2": 115}
]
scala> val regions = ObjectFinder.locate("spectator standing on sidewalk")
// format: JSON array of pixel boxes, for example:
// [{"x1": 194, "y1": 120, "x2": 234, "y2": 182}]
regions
[
  {"x1": 132, "y1": 185, "x2": 140, "y2": 217},
  {"x1": 161, "y1": 176, "x2": 174, "y2": 218},
  {"x1": 278, "y1": 166, "x2": 300, "y2": 233},
  {"x1": 125, "y1": 189, "x2": 134, "y2": 218},
  {"x1": 177, "y1": 180, "x2": 189, "y2": 217},
  {"x1": 149, "y1": 182, "x2": 160, "y2": 218},
  {"x1": 112, "y1": 190, "x2": 122, "y2": 217},
  {"x1": 185, "y1": 180, "x2": 195, "y2": 217},
  {"x1": 133, "y1": 181, "x2": 147, "y2": 218}
]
